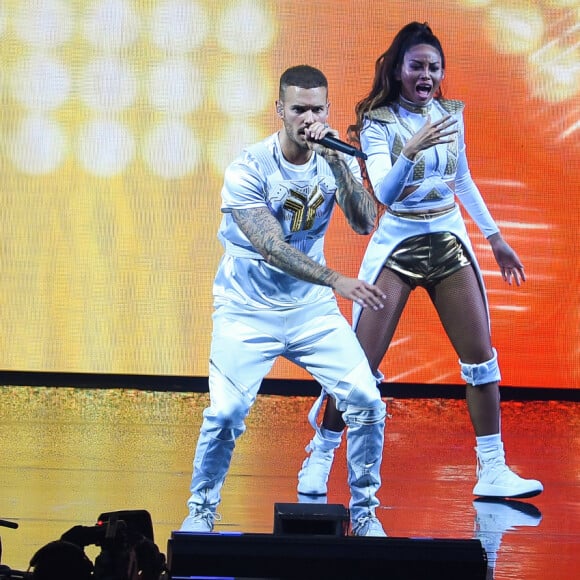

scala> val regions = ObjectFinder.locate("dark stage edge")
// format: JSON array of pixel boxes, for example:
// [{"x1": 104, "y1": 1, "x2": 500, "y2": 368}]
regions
[
  {"x1": 167, "y1": 531, "x2": 488, "y2": 580},
  {"x1": 0, "y1": 371, "x2": 577, "y2": 401}
]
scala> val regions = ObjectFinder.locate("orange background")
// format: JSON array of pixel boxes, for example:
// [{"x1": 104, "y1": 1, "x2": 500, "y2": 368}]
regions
[
  {"x1": 0, "y1": 1, "x2": 577, "y2": 389},
  {"x1": 271, "y1": 1, "x2": 579, "y2": 389}
]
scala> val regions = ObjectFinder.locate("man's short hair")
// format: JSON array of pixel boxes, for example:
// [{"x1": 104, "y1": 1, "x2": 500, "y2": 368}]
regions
[{"x1": 279, "y1": 65, "x2": 328, "y2": 99}]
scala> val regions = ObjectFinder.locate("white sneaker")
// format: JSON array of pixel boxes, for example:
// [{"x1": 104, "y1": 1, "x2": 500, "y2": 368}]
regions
[
  {"x1": 473, "y1": 444, "x2": 543, "y2": 499},
  {"x1": 297, "y1": 444, "x2": 335, "y2": 496},
  {"x1": 351, "y1": 515, "x2": 387, "y2": 537},
  {"x1": 179, "y1": 506, "x2": 221, "y2": 532}
]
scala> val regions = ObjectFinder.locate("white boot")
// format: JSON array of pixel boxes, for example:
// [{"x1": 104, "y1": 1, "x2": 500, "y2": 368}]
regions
[
  {"x1": 297, "y1": 429, "x2": 342, "y2": 496},
  {"x1": 344, "y1": 403, "x2": 386, "y2": 536},
  {"x1": 473, "y1": 442, "x2": 543, "y2": 499}
]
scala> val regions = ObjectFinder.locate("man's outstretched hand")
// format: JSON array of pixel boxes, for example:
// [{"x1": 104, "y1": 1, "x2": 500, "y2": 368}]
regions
[{"x1": 333, "y1": 275, "x2": 386, "y2": 310}]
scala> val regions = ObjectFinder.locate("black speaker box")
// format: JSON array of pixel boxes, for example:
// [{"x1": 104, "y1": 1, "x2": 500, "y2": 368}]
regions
[
  {"x1": 273, "y1": 502, "x2": 348, "y2": 536},
  {"x1": 167, "y1": 530, "x2": 488, "y2": 579}
]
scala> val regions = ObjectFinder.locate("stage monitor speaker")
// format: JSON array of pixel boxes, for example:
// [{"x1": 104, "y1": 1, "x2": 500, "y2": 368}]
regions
[
  {"x1": 167, "y1": 531, "x2": 488, "y2": 579},
  {"x1": 273, "y1": 502, "x2": 348, "y2": 536}
]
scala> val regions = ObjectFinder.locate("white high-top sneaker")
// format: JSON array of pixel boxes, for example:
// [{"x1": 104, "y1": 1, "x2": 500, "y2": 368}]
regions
[
  {"x1": 473, "y1": 443, "x2": 543, "y2": 499},
  {"x1": 297, "y1": 438, "x2": 338, "y2": 496}
]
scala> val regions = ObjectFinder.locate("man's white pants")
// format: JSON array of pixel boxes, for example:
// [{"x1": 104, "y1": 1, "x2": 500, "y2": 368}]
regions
[{"x1": 187, "y1": 299, "x2": 386, "y2": 523}]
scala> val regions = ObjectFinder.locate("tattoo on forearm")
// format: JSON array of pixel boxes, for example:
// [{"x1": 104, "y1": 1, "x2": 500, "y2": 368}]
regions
[
  {"x1": 232, "y1": 208, "x2": 339, "y2": 288},
  {"x1": 326, "y1": 156, "x2": 377, "y2": 234}
]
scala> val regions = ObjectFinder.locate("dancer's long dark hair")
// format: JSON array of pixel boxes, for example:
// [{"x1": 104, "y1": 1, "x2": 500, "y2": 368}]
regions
[{"x1": 347, "y1": 22, "x2": 446, "y2": 145}]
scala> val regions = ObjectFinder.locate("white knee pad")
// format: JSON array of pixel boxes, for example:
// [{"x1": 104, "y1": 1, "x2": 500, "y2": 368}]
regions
[{"x1": 459, "y1": 348, "x2": 501, "y2": 386}]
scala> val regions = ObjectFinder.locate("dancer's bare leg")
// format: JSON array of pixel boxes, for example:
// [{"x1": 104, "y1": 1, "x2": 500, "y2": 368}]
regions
[
  {"x1": 428, "y1": 265, "x2": 499, "y2": 435},
  {"x1": 320, "y1": 268, "x2": 412, "y2": 431}
]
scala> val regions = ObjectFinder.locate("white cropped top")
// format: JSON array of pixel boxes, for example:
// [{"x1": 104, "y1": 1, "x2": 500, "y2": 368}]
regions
[{"x1": 361, "y1": 98, "x2": 499, "y2": 238}]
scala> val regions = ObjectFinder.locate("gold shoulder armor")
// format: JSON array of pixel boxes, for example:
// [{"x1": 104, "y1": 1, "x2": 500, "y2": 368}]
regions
[
  {"x1": 438, "y1": 98, "x2": 465, "y2": 114},
  {"x1": 366, "y1": 107, "x2": 396, "y2": 123}
]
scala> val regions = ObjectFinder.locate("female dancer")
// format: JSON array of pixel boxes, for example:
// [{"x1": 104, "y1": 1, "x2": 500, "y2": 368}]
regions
[{"x1": 298, "y1": 22, "x2": 542, "y2": 503}]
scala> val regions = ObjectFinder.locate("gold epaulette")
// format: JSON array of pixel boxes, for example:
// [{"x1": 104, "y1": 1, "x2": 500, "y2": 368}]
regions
[
  {"x1": 438, "y1": 98, "x2": 465, "y2": 114},
  {"x1": 366, "y1": 107, "x2": 396, "y2": 123}
]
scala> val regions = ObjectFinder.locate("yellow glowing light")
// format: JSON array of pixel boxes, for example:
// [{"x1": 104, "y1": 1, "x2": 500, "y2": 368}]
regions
[
  {"x1": 528, "y1": 43, "x2": 580, "y2": 102},
  {"x1": 150, "y1": 0, "x2": 209, "y2": 52},
  {"x1": 8, "y1": 114, "x2": 68, "y2": 174},
  {"x1": 0, "y1": 6, "x2": 6, "y2": 38},
  {"x1": 147, "y1": 58, "x2": 205, "y2": 114},
  {"x1": 459, "y1": 0, "x2": 493, "y2": 6},
  {"x1": 77, "y1": 120, "x2": 136, "y2": 176},
  {"x1": 212, "y1": 60, "x2": 274, "y2": 116},
  {"x1": 142, "y1": 120, "x2": 201, "y2": 179},
  {"x1": 0, "y1": 0, "x2": 277, "y2": 376},
  {"x1": 13, "y1": 0, "x2": 74, "y2": 48},
  {"x1": 540, "y1": 0, "x2": 580, "y2": 7},
  {"x1": 486, "y1": 4, "x2": 545, "y2": 54},
  {"x1": 81, "y1": 0, "x2": 141, "y2": 51},
  {"x1": 10, "y1": 54, "x2": 71, "y2": 111},
  {"x1": 209, "y1": 120, "x2": 264, "y2": 174},
  {"x1": 79, "y1": 57, "x2": 138, "y2": 112},
  {"x1": 218, "y1": 0, "x2": 276, "y2": 54}
]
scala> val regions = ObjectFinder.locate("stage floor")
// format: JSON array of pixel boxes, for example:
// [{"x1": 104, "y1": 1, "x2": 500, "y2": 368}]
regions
[{"x1": 0, "y1": 386, "x2": 578, "y2": 579}]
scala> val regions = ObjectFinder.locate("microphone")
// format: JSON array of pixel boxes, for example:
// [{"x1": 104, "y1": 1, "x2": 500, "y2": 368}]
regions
[{"x1": 318, "y1": 135, "x2": 368, "y2": 160}]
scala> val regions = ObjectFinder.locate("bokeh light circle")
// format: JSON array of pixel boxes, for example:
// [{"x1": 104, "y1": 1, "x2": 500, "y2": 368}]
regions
[
  {"x1": 77, "y1": 120, "x2": 136, "y2": 177},
  {"x1": 150, "y1": 0, "x2": 209, "y2": 53},
  {"x1": 460, "y1": 0, "x2": 493, "y2": 6},
  {"x1": 11, "y1": 54, "x2": 71, "y2": 111},
  {"x1": 218, "y1": 1, "x2": 276, "y2": 54},
  {"x1": 9, "y1": 115, "x2": 67, "y2": 174},
  {"x1": 528, "y1": 43, "x2": 580, "y2": 102},
  {"x1": 142, "y1": 120, "x2": 201, "y2": 179},
  {"x1": 543, "y1": 0, "x2": 580, "y2": 7},
  {"x1": 79, "y1": 57, "x2": 138, "y2": 112},
  {"x1": 209, "y1": 120, "x2": 263, "y2": 174},
  {"x1": 486, "y1": 4, "x2": 545, "y2": 54},
  {"x1": 213, "y1": 60, "x2": 273, "y2": 116},
  {"x1": 0, "y1": 6, "x2": 6, "y2": 38},
  {"x1": 147, "y1": 58, "x2": 204, "y2": 114},
  {"x1": 13, "y1": 0, "x2": 74, "y2": 48},
  {"x1": 81, "y1": 0, "x2": 141, "y2": 51}
]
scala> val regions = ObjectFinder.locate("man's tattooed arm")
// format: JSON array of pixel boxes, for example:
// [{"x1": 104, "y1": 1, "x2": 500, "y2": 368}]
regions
[
  {"x1": 231, "y1": 206, "x2": 386, "y2": 309},
  {"x1": 232, "y1": 207, "x2": 340, "y2": 288},
  {"x1": 325, "y1": 153, "x2": 377, "y2": 234}
]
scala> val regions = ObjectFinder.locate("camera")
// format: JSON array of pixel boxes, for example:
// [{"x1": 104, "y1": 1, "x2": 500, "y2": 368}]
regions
[{"x1": 1, "y1": 510, "x2": 168, "y2": 580}]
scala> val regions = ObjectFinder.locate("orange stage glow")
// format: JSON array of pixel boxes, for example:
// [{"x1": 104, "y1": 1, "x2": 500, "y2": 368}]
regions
[{"x1": 0, "y1": 1, "x2": 577, "y2": 389}]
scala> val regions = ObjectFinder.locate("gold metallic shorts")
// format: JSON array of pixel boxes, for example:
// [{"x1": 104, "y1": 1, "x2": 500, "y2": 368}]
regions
[{"x1": 384, "y1": 232, "x2": 471, "y2": 289}]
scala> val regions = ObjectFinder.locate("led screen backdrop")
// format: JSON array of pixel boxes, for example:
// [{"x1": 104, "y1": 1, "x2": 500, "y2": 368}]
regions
[{"x1": 0, "y1": 0, "x2": 578, "y2": 388}]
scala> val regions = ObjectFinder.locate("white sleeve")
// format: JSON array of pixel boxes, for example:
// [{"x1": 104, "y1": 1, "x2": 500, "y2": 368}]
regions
[
  {"x1": 455, "y1": 144, "x2": 499, "y2": 238},
  {"x1": 345, "y1": 152, "x2": 363, "y2": 183},
  {"x1": 220, "y1": 156, "x2": 267, "y2": 213},
  {"x1": 361, "y1": 120, "x2": 415, "y2": 206}
]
